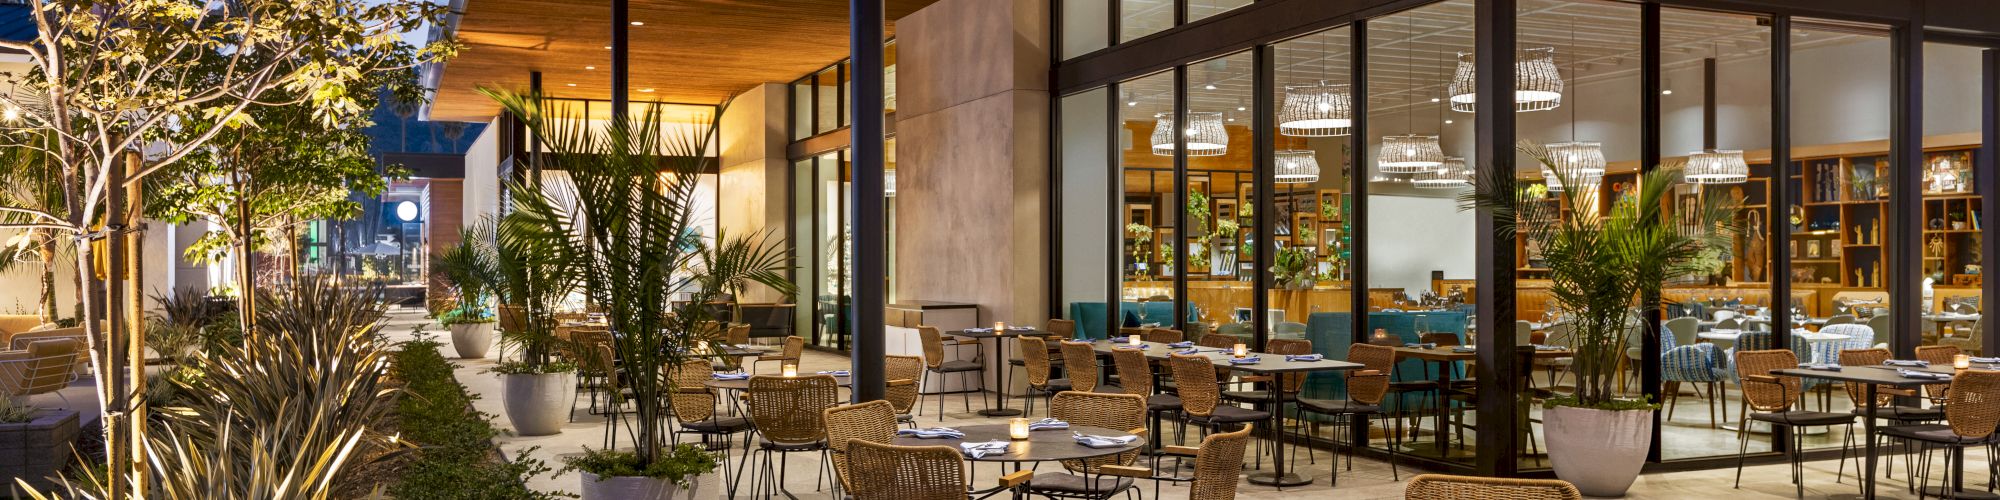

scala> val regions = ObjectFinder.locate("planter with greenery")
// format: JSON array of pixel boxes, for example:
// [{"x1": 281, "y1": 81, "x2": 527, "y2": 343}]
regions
[
  {"x1": 487, "y1": 89, "x2": 793, "y2": 500},
  {"x1": 434, "y1": 227, "x2": 503, "y2": 359},
  {"x1": 1460, "y1": 142, "x2": 1735, "y2": 497},
  {"x1": 486, "y1": 206, "x2": 582, "y2": 436},
  {"x1": 389, "y1": 333, "x2": 568, "y2": 500}
]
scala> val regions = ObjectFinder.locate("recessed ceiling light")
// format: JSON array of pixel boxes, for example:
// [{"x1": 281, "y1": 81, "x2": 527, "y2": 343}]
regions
[
  {"x1": 1661, "y1": 89, "x2": 1673, "y2": 95},
  {"x1": 585, "y1": 66, "x2": 596, "y2": 70},
  {"x1": 1204, "y1": 84, "x2": 1216, "y2": 90},
  {"x1": 1430, "y1": 97, "x2": 1441, "y2": 102},
  {"x1": 639, "y1": 88, "x2": 655, "y2": 93},
  {"x1": 1127, "y1": 101, "x2": 1137, "y2": 106},
  {"x1": 1227, "y1": 118, "x2": 1236, "y2": 122},
  {"x1": 1444, "y1": 119, "x2": 1454, "y2": 124},
  {"x1": 1236, "y1": 106, "x2": 1246, "y2": 111},
  {"x1": 604, "y1": 45, "x2": 613, "y2": 50},
  {"x1": 566, "y1": 83, "x2": 577, "y2": 87},
  {"x1": 630, "y1": 21, "x2": 644, "y2": 26}
]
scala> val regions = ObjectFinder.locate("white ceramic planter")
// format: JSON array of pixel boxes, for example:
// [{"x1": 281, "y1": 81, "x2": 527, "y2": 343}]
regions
[
  {"x1": 501, "y1": 371, "x2": 576, "y2": 436},
  {"x1": 1545, "y1": 405, "x2": 1652, "y2": 497},
  {"x1": 449, "y1": 322, "x2": 495, "y2": 359},
  {"x1": 579, "y1": 471, "x2": 710, "y2": 500}
]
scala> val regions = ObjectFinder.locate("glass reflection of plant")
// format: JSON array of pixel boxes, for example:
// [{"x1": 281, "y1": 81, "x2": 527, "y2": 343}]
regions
[
  {"x1": 1125, "y1": 223, "x2": 1153, "y2": 278},
  {"x1": 1187, "y1": 191, "x2": 1212, "y2": 270}
]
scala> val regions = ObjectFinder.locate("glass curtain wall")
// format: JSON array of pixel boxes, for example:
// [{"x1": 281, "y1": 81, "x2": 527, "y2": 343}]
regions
[
  {"x1": 1059, "y1": 88, "x2": 1114, "y2": 338},
  {"x1": 1362, "y1": 0, "x2": 1479, "y2": 465},
  {"x1": 1184, "y1": 52, "x2": 1254, "y2": 343},
  {"x1": 1270, "y1": 25, "x2": 1357, "y2": 441},
  {"x1": 1653, "y1": 6, "x2": 1774, "y2": 461},
  {"x1": 1119, "y1": 71, "x2": 1179, "y2": 330},
  {"x1": 1923, "y1": 42, "x2": 1989, "y2": 357}
]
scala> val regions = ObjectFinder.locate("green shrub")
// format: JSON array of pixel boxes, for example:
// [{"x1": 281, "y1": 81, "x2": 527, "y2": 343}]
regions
[{"x1": 389, "y1": 338, "x2": 570, "y2": 500}]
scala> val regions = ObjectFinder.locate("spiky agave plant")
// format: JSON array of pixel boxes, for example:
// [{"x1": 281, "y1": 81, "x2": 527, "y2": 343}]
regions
[
  {"x1": 22, "y1": 277, "x2": 399, "y2": 499},
  {"x1": 1459, "y1": 141, "x2": 1737, "y2": 408},
  {"x1": 482, "y1": 89, "x2": 793, "y2": 476}
]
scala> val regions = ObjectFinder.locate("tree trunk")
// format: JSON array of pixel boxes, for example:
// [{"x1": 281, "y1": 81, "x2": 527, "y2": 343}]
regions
[
  {"x1": 38, "y1": 235, "x2": 55, "y2": 324},
  {"x1": 235, "y1": 173, "x2": 256, "y2": 336}
]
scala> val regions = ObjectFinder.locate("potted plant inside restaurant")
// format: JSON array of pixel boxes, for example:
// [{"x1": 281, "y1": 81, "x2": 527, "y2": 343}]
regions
[
  {"x1": 1460, "y1": 142, "x2": 1736, "y2": 497},
  {"x1": 487, "y1": 88, "x2": 794, "y2": 499},
  {"x1": 432, "y1": 227, "x2": 501, "y2": 359}
]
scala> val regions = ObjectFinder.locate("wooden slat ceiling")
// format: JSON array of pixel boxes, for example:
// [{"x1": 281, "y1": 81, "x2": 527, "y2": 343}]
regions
[{"x1": 429, "y1": 0, "x2": 937, "y2": 122}]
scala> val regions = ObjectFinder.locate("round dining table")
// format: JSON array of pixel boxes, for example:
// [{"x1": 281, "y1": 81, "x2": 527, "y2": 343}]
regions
[{"x1": 890, "y1": 423, "x2": 1143, "y2": 463}]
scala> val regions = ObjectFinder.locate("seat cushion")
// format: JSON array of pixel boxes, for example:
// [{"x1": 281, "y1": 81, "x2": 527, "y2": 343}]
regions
[
  {"x1": 1147, "y1": 393, "x2": 1182, "y2": 412},
  {"x1": 1853, "y1": 405, "x2": 1944, "y2": 421},
  {"x1": 1194, "y1": 404, "x2": 1269, "y2": 424},
  {"x1": 759, "y1": 438, "x2": 828, "y2": 451},
  {"x1": 1297, "y1": 398, "x2": 1380, "y2": 415},
  {"x1": 1026, "y1": 472, "x2": 1136, "y2": 495},
  {"x1": 1879, "y1": 424, "x2": 2000, "y2": 446},
  {"x1": 680, "y1": 416, "x2": 752, "y2": 434},
  {"x1": 1041, "y1": 378, "x2": 1073, "y2": 393},
  {"x1": 1748, "y1": 410, "x2": 1855, "y2": 427},
  {"x1": 934, "y1": 360, "x2": 984, "y2": 373}
]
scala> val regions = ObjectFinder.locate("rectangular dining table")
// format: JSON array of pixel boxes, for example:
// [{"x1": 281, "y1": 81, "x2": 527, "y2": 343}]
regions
[
  {"x1": 1769, "y1": 364, "x2": 1957, "y2": 500},
  {"x1": 1085, "y1": 338, "x2": 1362, "y2": 488}
]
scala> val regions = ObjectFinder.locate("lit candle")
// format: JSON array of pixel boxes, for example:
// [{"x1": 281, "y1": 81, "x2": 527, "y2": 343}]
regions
[
  {"x1": 782, "y1": 364, "x2": 798, "y2": 378},
  {"x1": 1233, "y1": 343, "x2": 1248, "y2": 358},
  {"x1": 995, "y1": 321, "x2": 1007, "y2": 332},
  {"x1": 1128, "y1": 335, "x2": 1142, "y2": 347},
  {"x1": 1009, "y1": 418, "x2": 1031, "y2": 440},
  {"x1": 1955, "y1": 354, "x2": 1971, "y2": 370}
]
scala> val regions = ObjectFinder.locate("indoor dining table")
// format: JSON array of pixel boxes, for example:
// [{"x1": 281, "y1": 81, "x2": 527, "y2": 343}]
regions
[
  {"x1": 1768, "y1": 363, "x2": 1965, "y2": 500},
  {"x1": 1087, "y1": 338, "x2": 1362, "y2": 487}
]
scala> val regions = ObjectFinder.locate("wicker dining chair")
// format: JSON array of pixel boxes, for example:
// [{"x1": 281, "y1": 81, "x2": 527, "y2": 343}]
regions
[
  {"x1": 1110, "y1": 347, "x2": 1180, "y2": 448},
  {"x1": 1049, "y1": 318, "x2": 1077, "y2": 339},
  {"x1": 1838, "y1": 347, "x2": 1941, "y2": 483},
  {"x1": 1403, "y1": 474, "x2": 1582, "y2": 500},
  {"x1": 1168, "y1": 352, "x2": 1268, "y2": 468},
  {"x1": 1061, "y1": 340, "x2": 1107, "y2": 393},
  {"x1": 745, "y1": 374, "x2": 840, "y2": 498},
  {"x1": 1297, "y1": 342, "x2": 1399, "y2": 485},
  {"x1": 1105, "y1": 426, "x2": 1254, "y2": 500},
  {"x1": 1026, "y1": 392, "x2": 1149, "y2": 499},
  {"x1": 918, "y1": 326, "x2": 985, "y2": 420},
  {"x1": 1145, "y1": 328, "x2": 1186, "y2": 345},
  {"x1": 884, "y1": 354, "x2": 926, "y2": 427},
  {"x1": 1018, "y1": 336, "x2": 1073, "y2": 416},
  {"x1": 1224, "y1": 338, "x2": 1311, "y2": 404},
  {"x1": 845, "y1": 440, "x2": 971, "y2": 500},
  {"x1": 1731, "y1": 349, "x2": 1857, "y2": 496},
  {"x1": 1914, "y1": 345, "x2": 1962, "y2": 405},
  {"x1": 752, "y1": 335, "x2": 804, "y2": 374},
  {"x1": 568, "y1": 330, "x2": 620, "y2": 421},
  {"x1": 823, "y1": 400, "x2": 899, "y2": 496},
  {"x1": 666, "y1": 359, "x2": 752, "y2": 497},
  {"x1": 1880, "y1": 369, "x2": 2000, "y2": 500}
]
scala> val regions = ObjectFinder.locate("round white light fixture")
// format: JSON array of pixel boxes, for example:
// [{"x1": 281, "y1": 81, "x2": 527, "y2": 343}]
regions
[
  {"x1": 1545, "y1": 141, "x2": 1607, "y2": 176},
  {"x1": 1150, "y1": 112, "x2": 1228, "y2": 157},
  {"x1": 1414, "y1": 157, "x2": 1472, "y2": 189},
  {"x1": 394, "y1": 201, "x2": 420, "y2": 222},
  {"x1": 1447, "y1": 48, "x2": 1565, "y2": 113},
  {"x1": 1685, "y1": 149, "x2": 1749, "y2": 184}
]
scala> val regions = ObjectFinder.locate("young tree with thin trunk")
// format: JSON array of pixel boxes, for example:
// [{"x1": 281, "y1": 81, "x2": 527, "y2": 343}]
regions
[{"x1": 0, "y1": 1, "x2": 454, "y2": 496}]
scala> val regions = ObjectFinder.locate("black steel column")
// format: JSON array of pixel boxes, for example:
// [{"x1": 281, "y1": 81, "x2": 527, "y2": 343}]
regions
[
  {"x1": 1769, "y1": 16, "x2": 1793, "y2": 353},
  {"x1": 849, "y1": 0, "x2": 887, "y2": 403},
  {"x1": 1639, "y1": 2, "x2": 1663, "y2": 465},
  {"x1": 1889, "y1": 21, "x2": 1923, "y2": 358},
  {"x1": 610, "y1": 0, "x2": 629, "y2": 119},
  {"x1": 1252, "y1": 45, "x2": 1275, "y2": 349},
  {"x1": 1349, "y1": 20, "x2": 1369, "y2": 346},
  {"x1": 1173, "y1": 67, "x2": 1190, "y2": 332},
  {"x1": 529, "y1": 71, "x2": 544, "y2": 185},
  {"x1": 1981, "y1": 49, "x2": 1998, "y2": 353},
  {"x1": 1473, "y1": 0, "x2": 1520, "y2": 477}
]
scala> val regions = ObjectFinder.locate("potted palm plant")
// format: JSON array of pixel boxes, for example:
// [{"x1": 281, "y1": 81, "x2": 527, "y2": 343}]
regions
[
  {"x1": 487, "y1": 89, "x2": 794, "y2": 499},
  {"x1": 432, "y1": 226, "x2": 500, "y2": 359},
  {"x1": 487, "y1": 204, "x2": 581, "y2": 437},
  {"x1": 1461, "y1": 142, "x2": 1735, "y2": 497}
]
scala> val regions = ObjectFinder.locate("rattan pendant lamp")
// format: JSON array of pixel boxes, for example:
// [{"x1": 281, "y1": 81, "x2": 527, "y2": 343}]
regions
[
  {"x1": 1542, "y1": 15, "x2": 1603, "y2": 191},
  {"x1": 1378, "y1": 16, "x2": 1443, "y2": 174}
]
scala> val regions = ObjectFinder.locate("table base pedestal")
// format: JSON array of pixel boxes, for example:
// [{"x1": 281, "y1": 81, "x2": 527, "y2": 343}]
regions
[
  {"x1": 977, "y1": 408, "x2": 1024, "y2": 417},
  {"x1": 1921, "y1": 488, "x2": 2000, "y2": 499},
  {"x1": 1247, "y1": 472, "x2": 1313, "y2": 487}
]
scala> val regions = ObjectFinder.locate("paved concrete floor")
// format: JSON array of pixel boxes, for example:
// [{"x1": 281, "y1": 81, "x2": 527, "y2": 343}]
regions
[{"x1": 384, "y1": 311, "x2": 1990, "y2": 499}]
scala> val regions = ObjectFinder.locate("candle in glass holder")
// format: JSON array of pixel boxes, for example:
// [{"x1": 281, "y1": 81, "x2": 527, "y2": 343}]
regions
[
  {"x1": 1955, "y1": 354, "x2": 1972, "y2": 370},
  {"x1": 1233, "y1": 343, "x2": 1248, "y2": 358},
  {"x1": 1128, "y1": 335, "x2": 1142, "y2": 347},
  {"x1": 996, "y1": 322, "x2": 1007, "y2": 332},
  {"x1": 1009, "y1": 418, "x2": 1031, "y2": 440},
  {"x1": 781, "y1": 364, "x2": 798, "y2": 377}
]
